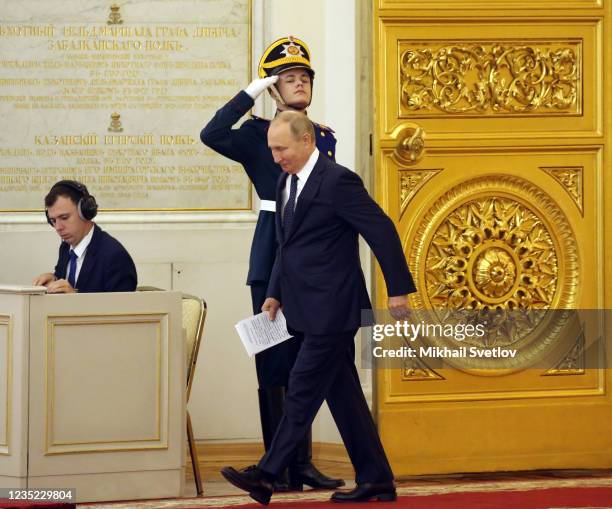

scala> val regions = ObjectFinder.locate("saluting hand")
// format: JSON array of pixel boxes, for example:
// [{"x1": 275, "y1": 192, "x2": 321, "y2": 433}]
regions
[
  {"x1": 262, "y1": 297, "x2": 281, "y2": 321},
  {"x1": 245, "y1": 76, "x2": 279, "y2": 100}
]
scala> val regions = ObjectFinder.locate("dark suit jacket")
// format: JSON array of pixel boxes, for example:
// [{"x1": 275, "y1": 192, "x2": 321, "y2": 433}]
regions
[
  {"x1": 53, "y1": 224, "x2": 137, "y2": 293},
  {"x1": 267, "y1": 153, "x2": 416, "y2": 335},
  {"x1": 200, "y1": 91, "x2": 337, "y2": 285}
]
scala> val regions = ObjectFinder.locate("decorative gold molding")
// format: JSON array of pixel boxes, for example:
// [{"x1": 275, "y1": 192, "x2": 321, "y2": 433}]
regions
[
  {"x1": 408, "y1": 175, "x2": 579, "y2": 371},
  {"x1": 540, "y1": 166, "x2": 584, "y2": 215},
  {"x1": 0, "y1": 315, "x2": 11, "y2": 455},
  {"x1": 543, "y1": 327, "x2": 585, "y2": 376},
  {"x1": 44, "y1": 313, "x2": 168, "y2": 455},
  {"x1": 402, "y1": 356, "x2": 445, "y2": 381},
  {"x1": 399, "y1": 169, "x2": 441, "y2": 218},
  {"x1": 410, "y1": 175, "x2": 578, "y2": 311},
  {"x1": 400, "y1": 41, "x2": 581, "y2": 116},
  {"x1": 380, "y1": 0, "x2": 603, "y2": 8}
]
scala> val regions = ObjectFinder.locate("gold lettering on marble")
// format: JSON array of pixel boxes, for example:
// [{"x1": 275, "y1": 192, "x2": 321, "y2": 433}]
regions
[
  {"x1": 160, "y1": 135, "x2": 196, "y2": 145},
  {"x1": 34, "y1": 134, "x2": 99, "y2": 145},
  {"x1": 0, "y1": 25, "x2": 55, "y2": 37},
  {"x1": 0, "y1": 0, "x2": 251, "y2": 211},
  {"x1": 155, "y1": 27, "x2": 189, "y2": 38},
  {"x1": 104, "y1": 134, "x2": 154, "y2": 145},
  {"x1": 192, "y1": 27, "x2": 239, "y2": 38},
  {"x1": 64, "y1": 26, "x2": 152, "y2": 37}
]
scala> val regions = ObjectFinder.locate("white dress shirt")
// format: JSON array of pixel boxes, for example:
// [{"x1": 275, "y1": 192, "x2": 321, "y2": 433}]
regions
[
  {"x1": 66, "y1": 224, "x2": 94, "y2": 284},
  {"x1": 281, "y1": 148, "x2": 320, "y2": 218}
]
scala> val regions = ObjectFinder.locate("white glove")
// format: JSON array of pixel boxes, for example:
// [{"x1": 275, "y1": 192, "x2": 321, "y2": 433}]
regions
[{"x1": 245, "y1": 76, "x2": 279, "y2": 100}]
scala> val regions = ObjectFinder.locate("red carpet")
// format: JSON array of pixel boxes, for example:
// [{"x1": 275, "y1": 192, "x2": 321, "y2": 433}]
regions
[
  {"x1": 166, "y1": 485, "x2": 612, "y2": 509},
  {"x1": 394, "y1": 485, "x2": 612, "y2": 508},
  {"x1": 71, "y1": 478, "x2": 612, "y2": 508},
  {"x1": 337, "y1": 486, "x2": 611, "y2": 509}
]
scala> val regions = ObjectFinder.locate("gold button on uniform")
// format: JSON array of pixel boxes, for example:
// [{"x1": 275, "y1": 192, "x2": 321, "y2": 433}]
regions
[
  {"x1": 328, "y1": 150, "x2": 333, "y2": 157},
  {"x1": 321, "y1": 131, "x2": 325, "y2": 137}
]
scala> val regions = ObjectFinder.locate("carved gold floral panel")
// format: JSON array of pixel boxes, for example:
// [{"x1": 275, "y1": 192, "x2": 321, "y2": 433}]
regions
[
  {"x1": 408, "y1": 176, "x2": 580, "y2": 370},
  {"x1": 540, "y1": 166, "x2": 584, "y2": 215},
  {"x1": 400, "y1": 41, "x2": 581, "y2": 116},
  {"x1": 399, "y1": 169, "x2": 442, "y2": 218},
  {"x1": 410, "y1": 175, "x2": 578, "y2": 311}
]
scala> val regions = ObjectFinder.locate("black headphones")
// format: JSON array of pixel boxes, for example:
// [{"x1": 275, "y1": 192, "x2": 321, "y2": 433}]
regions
[{"x1": 45, "y1": 180, "x2": 98, "y2": 225}]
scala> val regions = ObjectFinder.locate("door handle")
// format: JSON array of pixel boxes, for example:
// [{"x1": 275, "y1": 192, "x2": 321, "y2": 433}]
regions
[{"x1": 394, "y1": 123, "x2": 426, "y2": 163}]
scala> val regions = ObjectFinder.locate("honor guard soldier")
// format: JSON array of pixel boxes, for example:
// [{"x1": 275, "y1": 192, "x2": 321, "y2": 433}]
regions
[{"x1": 200, "y1": 37, "x2": 342, "y2": 491}]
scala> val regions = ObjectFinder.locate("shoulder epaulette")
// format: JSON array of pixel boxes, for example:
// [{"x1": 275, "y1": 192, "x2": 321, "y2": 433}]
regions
[{"x1": 312, "y1": 122, "x2": 335, "y2": 133}]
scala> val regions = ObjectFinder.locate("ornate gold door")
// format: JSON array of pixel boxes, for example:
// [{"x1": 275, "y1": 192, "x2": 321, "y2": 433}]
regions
[{"x1": 373, "y1": 0, "x2": 612, "y2": 474}]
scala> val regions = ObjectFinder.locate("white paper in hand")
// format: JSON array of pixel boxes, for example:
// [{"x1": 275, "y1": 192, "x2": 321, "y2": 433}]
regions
[{"x1": 235, "y1": 310, "x2": 292, "y2": 356}]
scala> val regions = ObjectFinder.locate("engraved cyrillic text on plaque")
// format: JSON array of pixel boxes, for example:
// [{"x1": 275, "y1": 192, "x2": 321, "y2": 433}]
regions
[{"x1": 0, "y1": 0, "x2": 251, "y2": 211}]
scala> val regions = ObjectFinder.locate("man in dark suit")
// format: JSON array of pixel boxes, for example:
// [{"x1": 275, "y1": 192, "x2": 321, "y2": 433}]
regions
[
  {"x1": 221, "y1": 112, "x2": 416, "y2": 505},
  {"x1": 33, "y1": 180, "x2": 137, "y2": 293},
  {"x1": 201, "y1": 36, "x2": 341, "y2": 491}
]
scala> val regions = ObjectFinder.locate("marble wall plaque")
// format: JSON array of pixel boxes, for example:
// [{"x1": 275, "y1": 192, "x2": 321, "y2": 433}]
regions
[{"x1": 0, "y1": 0, "x2": 251, "y2": 211}]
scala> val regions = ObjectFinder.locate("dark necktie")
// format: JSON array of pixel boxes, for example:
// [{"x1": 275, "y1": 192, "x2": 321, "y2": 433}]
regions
[
  {"x1": 283, "y1": 175, "x2": 299, "y2": 240},
  {"x1": 67, "y1": 250, "x2": 78, "y2": 288}
]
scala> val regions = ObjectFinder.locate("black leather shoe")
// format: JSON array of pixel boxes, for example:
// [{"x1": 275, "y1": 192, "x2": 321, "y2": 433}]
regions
[
  {"x1": 241, "y1": 465, "x2": 290, "y2": 493},
  {"x1": 331, "y1": 482, "x2": 397, "y2": 503},
  {"x1": 221, "y1": 466, "x2": 274, "y2": 505},
  {"x1": 289, "y1": 462, "x2": 345, "y2": 490}
]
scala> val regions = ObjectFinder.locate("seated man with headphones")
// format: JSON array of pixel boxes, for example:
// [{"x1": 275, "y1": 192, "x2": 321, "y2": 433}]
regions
[{"x1": 33, "y1": 180, "x2": 138, "y2": 293}]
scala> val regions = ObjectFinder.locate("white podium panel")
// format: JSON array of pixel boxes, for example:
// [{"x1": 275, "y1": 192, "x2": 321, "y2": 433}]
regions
[
  {"x1": 0, "y1": 289, "x2": 185, "y2": 502},
  {"x1": 0, "y1": 314, "x2": 10, "y2": 453},
  {"x1": 0, "y1": 291, "x2": 30, "y2": 489}
]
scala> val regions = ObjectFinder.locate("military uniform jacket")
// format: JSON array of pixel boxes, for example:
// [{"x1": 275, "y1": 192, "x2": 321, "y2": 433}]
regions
[{"x1": 200, "y1": 90, "x2": 337, "y2": 285}]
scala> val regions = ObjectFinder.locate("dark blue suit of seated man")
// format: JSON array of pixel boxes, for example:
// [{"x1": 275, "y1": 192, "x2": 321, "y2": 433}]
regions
[{"x1": 33, "y1": 180, "x2": 137, "y2": 293}]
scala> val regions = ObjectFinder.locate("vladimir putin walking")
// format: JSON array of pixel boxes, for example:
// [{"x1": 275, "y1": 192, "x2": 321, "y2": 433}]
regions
[{"x1": 221, "y1": 111, "x2": 416, "y2": 505}]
